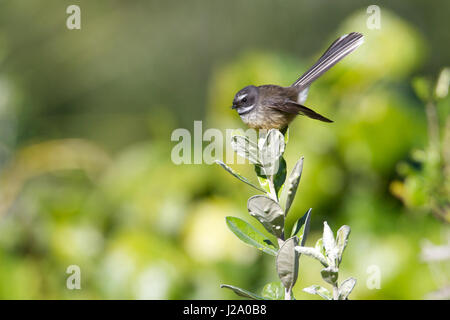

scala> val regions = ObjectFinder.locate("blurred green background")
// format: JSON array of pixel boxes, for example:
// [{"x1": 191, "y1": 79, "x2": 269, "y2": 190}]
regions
[{"x1": 0, "y1": 0, "x2": 449, "y2": 299}]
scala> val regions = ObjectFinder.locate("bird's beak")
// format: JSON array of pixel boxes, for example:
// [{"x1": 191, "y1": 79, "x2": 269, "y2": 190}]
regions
[{"x1": 231, "y1": 104, "x2": 237, "y2": 109}]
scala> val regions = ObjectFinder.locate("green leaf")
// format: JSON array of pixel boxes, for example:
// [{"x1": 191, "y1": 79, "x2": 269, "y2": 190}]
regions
[
  {"x1": 321, "y1": 266, "x2": 338, "y2": 285},
  {"x1": 335, "y1": 225, "x2": 351, "y2": 266},
  {"x1": 231, "y1": 135, "x2": 259, "y2": 165},
  {"x1": 261, "y1": 281, "x2": 285, "y2": 300},
  {"x1": 283, "y1": 127, "x2": 289, "y2": 145},
  {"x1": 215, "y1": 160, "x2": 266, "y2": 192},
  {"x1": 303, "y1": 285, "x2": 332, "y2": 300},
  {"x1": 294, "y1": 246, "x2": 328, "y2": 267},
  {"x1": 220, "y1": 284, "x2": 265, "y2": 300},
  {"x1": 225, "y1": 217, "x2": 278, "y2": 256},
  {"x1": 284, "y1": 157, "x2": 304, "y2": 216},
  {"x1": 276, "y1": 237, "x2": 299, "y2": 293},
  {"x1": 290, "y1": 208, "x2": 312, "y2": 247},
  {"x1": 338, "y1": 277, "x2": 357, "y2": 300},
  {"x1": 290, "y1": 219, "x2": 303, "y2": 239},
  {"x1": 412, "y1": 77, "x2": 432, "y2": 102},
  {"x1": 247, "y1": 195, "x2": 285, "y2": 238}
]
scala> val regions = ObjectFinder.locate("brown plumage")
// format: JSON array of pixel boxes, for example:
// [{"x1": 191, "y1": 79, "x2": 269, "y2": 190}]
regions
[{"x1": 231, "y1": 32, "x2": 364, "y2": 130}]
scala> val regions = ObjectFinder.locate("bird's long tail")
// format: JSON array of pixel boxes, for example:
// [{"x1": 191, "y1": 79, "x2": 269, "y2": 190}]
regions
[{"x1": 291, "y1": 32, "x2": 364, "y2": 89}]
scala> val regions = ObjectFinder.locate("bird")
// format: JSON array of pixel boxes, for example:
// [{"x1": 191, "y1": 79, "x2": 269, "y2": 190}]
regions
[{"x1": 231, "y1": 32, "x2": 364, "y2": 130}]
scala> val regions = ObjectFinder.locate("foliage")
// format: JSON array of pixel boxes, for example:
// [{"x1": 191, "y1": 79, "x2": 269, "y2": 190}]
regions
[
  {"x1": 217, "y1": 129, "x2": 356, "y2": 300},
  {"x1": 391, "y1": 68, "x2": 450, "y2": 222},
  {"x1": 391, "y1": 68, "x2": 450, "y2": 299},
  {"x1": 298, "y1": 222, "x2": 355, "y2": 300},
  {"x1": 0, "y1": 4, "x2": 447, "y2": 299}
]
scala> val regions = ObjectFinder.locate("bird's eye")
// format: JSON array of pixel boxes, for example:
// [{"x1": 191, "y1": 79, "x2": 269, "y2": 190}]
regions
[{"x1": 242, "y1": 97, "x2": 247, "y2": 103}]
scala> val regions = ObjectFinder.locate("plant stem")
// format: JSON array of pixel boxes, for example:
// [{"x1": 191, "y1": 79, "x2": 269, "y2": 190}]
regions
[
  {"x1": 285, "y1": 288, "x2": 292, "y2": 300},
  {"x1": 332, "y1": 283, "x2": 339, "y2": 300},
  {"x1": 425, "y1": 100, "x2": 440, "y2": 155},
  {"x1": 277, "y1": 238, "x2": 284, "y2": 247}
]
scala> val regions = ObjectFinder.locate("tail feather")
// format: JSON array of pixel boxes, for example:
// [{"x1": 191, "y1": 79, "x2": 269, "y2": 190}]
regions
[
  {"x1": 296, "y1": 104, "x2": 333, "y2": 123},
  {"x1": 292, "y1": 32, "x2": 364, "y2": 89}
]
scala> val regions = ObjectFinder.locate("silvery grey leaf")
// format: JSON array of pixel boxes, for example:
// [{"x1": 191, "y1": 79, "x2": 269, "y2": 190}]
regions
[
  {"x1": 335, "y1": 225, "x2": 351, "y2": 266},
  {"x1": 220, "y1": 284, "x2": 266, "y2": 300},
  {"x1": 284, "y1": 157, "x2": 304, "y2": 217},
  {"x1": 262, "y1": 158, "x2": 284, "y2": 177},
  {"x1": 261, "y1": 281, "x2": 285, "y2": 300},
  {"x1": 231, "y1": 135, "x2": 259, "y2": 165},
  {"x1": 294, "y1": 246, "x2": 328, "y2": 267},
  {"x1": 215, "y1": 160, "x2": 266, "y2": 192},
  {"x1": 276, "y1": 237, "x2": 299, "y2": 293},
  {"x1": 258, "y1": 129, "x2": 285, "y2": 175},
  {"x1": 338, "y1": 277, "x2": 356, "y2": 300},
  {"x1": 258, "y1": 129, "x2": 285, "y2": 157},
  {"x1": 322, "y1": 221, "x2": 336, "y2": 266},
  {"x1": 247, "y1": 195, "x2": 285, "y2": 238},
  {"x1": 315, "y1": 238, "x2": 326, "y2": 258},
  {"x1": 320, "y1": 266, "x2": 338, "y2": 285},
  {"x1": 303, "y1": 285, "x2": 332, "y2": 300}
]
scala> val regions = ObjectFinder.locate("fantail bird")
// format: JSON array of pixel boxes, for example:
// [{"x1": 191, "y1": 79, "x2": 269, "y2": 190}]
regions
[{"x1": 231, "y1": 32, "x2": 364, "y2": 130}]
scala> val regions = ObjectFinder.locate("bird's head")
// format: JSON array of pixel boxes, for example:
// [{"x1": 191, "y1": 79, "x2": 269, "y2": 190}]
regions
[{"x1": 231, "y1": 85, "x2": 258, "y2": 115}]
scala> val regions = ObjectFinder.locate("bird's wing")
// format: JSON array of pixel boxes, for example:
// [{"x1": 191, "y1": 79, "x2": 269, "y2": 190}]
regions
[
  {"x1": 291, "y1": 32, "x2": 364, "y2": 89},
  {"x1": 269, "y1": 99, "x2": 333, "y2": 123}
]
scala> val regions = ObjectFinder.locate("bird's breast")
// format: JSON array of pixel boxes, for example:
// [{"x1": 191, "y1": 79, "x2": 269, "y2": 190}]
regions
[{"x1": 240, "y1": 105, "x2": 296, "y2": 129}]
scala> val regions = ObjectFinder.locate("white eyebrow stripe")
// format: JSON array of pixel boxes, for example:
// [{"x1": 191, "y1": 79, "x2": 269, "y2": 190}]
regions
[{"x1": 237, "y1": 93, "x2": 248, "y2": 100}]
